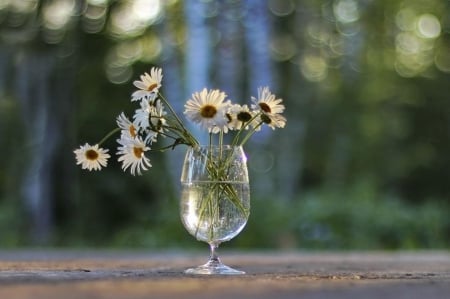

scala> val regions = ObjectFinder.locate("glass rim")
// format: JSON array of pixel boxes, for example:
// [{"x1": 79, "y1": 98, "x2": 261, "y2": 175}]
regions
[{"x1": 192, "y1": 144, "x2": 243, "y2": 149}]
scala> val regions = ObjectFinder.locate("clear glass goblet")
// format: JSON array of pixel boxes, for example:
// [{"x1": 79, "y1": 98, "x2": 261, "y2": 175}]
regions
[{"x1": 180, "y1": 145, "x2": 250, "y2": 275}]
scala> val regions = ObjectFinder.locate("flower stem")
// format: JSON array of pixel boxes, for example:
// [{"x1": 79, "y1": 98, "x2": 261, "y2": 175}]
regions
[
  {"x1": 219, "y1": 129, "x2": 224, "y2": 152},
  {"x1": 158, "y1": 92, "x2": 199, "y2": 147},
  {"x1": 231, "y1": 124, "x2": 244, "y2": 147},
  {"x1": 239, "y1": 122, "x2": 263, "y2": 146},
  {"x1": 97, "y1": 127, "x2": 121, "y2": 146}
]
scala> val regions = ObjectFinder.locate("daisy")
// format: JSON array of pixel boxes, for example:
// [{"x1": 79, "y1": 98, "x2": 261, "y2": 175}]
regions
[
  {"x1": 117, "y1": 136, "x2": 151, "y2": 176},
  {"x1": 142, "y1": 129, "x2": 158, "y2": 145},
  {"x1": 134, "y1": 98, "x2": 152, "y2": 130},
  {"x1": 226, "y1": 104, "x2": 255, "y2": 131},
  {"x1": 251, "y1": 87, "x2": 286, "y2": 129},
  {"x1": 131, "y1": 67, "x2": 163, "y2": 102},
  {"x1": 251, "y1": 86, "x2": 285, "y2": 115},
  {"x1": 260, "y1": 112, "x2": 287, "y2": 130},
  {"x1": 74, "y1": 143, "x2": 110, "y2": 171},
  {"x1": 116, "y1": 112, "x2": 139, "y2": 139},
  {"x1": 133, "y1": 98, "x2": 167, "y2": 138},
  {"x1": 184, "y1": 88, "x2": 230, "y2": 133},
  {"x1": 148, "y1": 99, "x2": 168, "y2": 134}
]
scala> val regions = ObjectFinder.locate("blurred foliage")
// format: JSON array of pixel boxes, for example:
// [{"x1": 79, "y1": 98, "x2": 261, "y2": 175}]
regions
[
  {"x1": 244, "y1": 182, "x2": 450, "y2": 249},
  {"x1": 68, "y1": 179, "x2": 450, "y2": 249},
  {"x1": 0, "y1": 0, "x2": 449, "y2": 249}
]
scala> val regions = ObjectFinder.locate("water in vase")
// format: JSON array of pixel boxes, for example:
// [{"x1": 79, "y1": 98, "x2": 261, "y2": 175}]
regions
[{"x1": 180, "y1": 181, "x2": 250, "y2": 244}]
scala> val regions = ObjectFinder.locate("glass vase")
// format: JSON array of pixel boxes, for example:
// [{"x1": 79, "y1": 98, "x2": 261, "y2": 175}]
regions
[{"x1": 180, "y1": 145, "x2": 250, "y2": 275}]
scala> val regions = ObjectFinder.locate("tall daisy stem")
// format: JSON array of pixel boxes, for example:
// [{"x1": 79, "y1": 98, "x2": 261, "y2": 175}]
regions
[
  {"x1": 158, "y1": 92, "x2": 199, "y2": 147},
  {"x1": 239, "y1": 122, "x2": 263, "y2": 146},
  {"x1": 97, "y1": 127, "x2": 121, "y2": 146}
]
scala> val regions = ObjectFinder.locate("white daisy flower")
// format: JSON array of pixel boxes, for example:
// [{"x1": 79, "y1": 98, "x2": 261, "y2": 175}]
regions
[
  {"x1": 260, "y1": 112, "x2": 287, "y2": 130},
  {"x1": 116, "y1": 112, "x2": 139, "y2": 139},
  {"x1": 117, "y1": 136, "x2": 151, "y2": 176},
  {"x1": 226, "y1": 104, "x2": 255, "y2": 131},
  {"x1": 133, "y1": 98, "x2": 167, "y2": 139},
  {"x1": 134, "y1": 98, "x2": 152, "y2": 130},
  {"x1": 143, "y1": 129, "x2": 158, "y2": 145},
  {"x1": 251, "y1": 87, "x2": 286, "y2": 129},
  {"x1": 184, "y1": 88, "x2": 230, "y2": 133},
  {"x1": 251, "y1": 86, "x2": 285, "y2": 115},
  {"x1": 131, "y1": 67, "x2": 163, "y2": 102},
  {"x1": 149, "y1": 99, "x2": 168, "y2": 133},
  {"x1": 74, "y1": 143, "x2": 110, "y2": 171}
]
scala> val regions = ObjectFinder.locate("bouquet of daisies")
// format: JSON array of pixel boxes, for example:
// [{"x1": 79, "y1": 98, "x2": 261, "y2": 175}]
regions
[{"x1": 74, "y1": 67, "x2": 286, "y2": 175}]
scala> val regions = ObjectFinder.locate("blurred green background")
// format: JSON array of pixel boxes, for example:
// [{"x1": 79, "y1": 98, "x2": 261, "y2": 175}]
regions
[{"x1": 0, "y1": 0, "x2": 449, "y2": 249}]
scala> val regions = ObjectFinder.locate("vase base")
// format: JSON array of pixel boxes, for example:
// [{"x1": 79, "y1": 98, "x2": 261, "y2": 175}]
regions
[{"x1": 184, "y1": 259, "x2": 245, "y2": 275}]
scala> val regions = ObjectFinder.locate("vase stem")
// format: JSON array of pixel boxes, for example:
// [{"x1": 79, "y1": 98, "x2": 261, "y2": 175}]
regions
[{"x1": 209, "y1": 243, "x2": 220, "y2": 263}]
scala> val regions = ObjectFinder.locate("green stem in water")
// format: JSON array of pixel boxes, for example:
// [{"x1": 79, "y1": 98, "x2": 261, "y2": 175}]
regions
[{"x1": 219, "y1": 129, "x2": 224, "y2": 158}]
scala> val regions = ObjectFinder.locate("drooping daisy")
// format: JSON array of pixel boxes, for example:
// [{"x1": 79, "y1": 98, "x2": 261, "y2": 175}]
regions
[
  {"x1": 184, "y1": 88, "x2": 230, "y2": 133},
  {"x1": 133, "y1": 98, "x2": 167, "y2": 138},
  {"x1": 117, "y1": 136, "x2": 151, "y2": 176},
  {"x1": 116, "y1": 112, "x2": 139, "y2": 139},
  {"x1": 251, "y1": 86, "x2": 285, "y2": 115},
  {"x1": 131, "y1": 67, "x2": 163, "y2": 102},
  {"x1": 74, "y1": 143, "x2": 110, "y2": 171},
  {"x1": 134, "y1": 98, "x2": 152, "y2": 130},
  {"x1": 251, "y1": 87, "x2": 286, "y2": 129},
  {"x1": 226, "y1": 104, "x2": 255, "y2": 131},
  {"x1": 260, "y1": 112, "x2": 287, "y2": 130},
  {"x1": 142, "y1": 129, "x2": 158, "y2": 145},
  {"x1": 148, "y1": 99, "x2": 168, "y2": 134}
]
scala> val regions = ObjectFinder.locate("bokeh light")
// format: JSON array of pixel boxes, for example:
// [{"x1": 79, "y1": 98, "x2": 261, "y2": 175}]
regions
[
  {"x1": 396, "y1": 8, "x2": 417, "y2": 31},
  {"x1": 416, "y1": 14, "x2": 441, "y2": 39},
  {"x1": 394, "y1": 6, "x2": 442, "y2": 77},
  {"x1": 269, "y1": 35, "x2": 297, "y2": 61},
  {"x1": 300, "y1": 54, "x2": 328, "y2": 82},
  {"x1": 41, "y1": 0, "x2": 75, "y2": 44},
  {"x1": 87, "y1": 0, "x2": 109, "y2": 5},
  {"x1": 108, "y1": 0, "x2": 161, "y2": 39},
  {"x1": 333, "y1": 0, "x2": 359, "y2": 24},
  {"x1": 82, "y1": 2, "x2": 108, "y2": 34},
  {"x1": 268, "y1": 0, "x2": 295, "y2": 17},
  {"x1": 9, "y1": 0, "x2": 37, "y2": 13},
  {"x1": 42, "y1": 0, "x2": 75, "y2": 30}
]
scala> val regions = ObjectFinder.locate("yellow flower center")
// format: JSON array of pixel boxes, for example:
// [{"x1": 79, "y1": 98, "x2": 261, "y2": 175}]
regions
[
  {"x1": 129, "y1": 125, "x2": 137, "y2": 138},
  {"x1": 200, "y1": 105, "x2": 217, "y2": 118},
  {"x1": 85, "y1": 149, "x2": 99, "y2": 161},
  {"x1": 147, "y1": 83, "x2": 158, "y2": 91},
  {"x1": 133, "y1": 146, "x2": 144, "y2": 158},
  {"x1": 259, "y1": 102, "x2": 271, "y2": 113}
]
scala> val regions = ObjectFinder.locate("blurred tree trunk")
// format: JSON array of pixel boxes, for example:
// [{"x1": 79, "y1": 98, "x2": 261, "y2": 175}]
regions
[
  {"x1": 6, "y1": 0, "x2": 81, "y2": 244},
  {"x1": 183, "y1": 0, "x2": 213, "y2": 144},
  {"x1": 215, "y1": 0, "x2": 243, "y2": 100},
  {"x1": 158, "y1": 4, "x2": 188, "y2": 188},
  {"x1": 184, "y1": 0, "x2": 212, "y2": 92},
  {"x1": 16, "y1": 50, "x2": 54, "y2": 244},
  {"x1": 243, "y1": 0, "x2": 273, "y2": 92},
  {"x1": 14, "y1": 44, "x2": 77, "y2": 244}
]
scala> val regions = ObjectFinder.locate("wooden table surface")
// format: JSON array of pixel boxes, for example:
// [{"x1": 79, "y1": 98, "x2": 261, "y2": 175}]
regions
[{"x1": 0, "y1": 250, "x2": 449, "y2": 299}]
